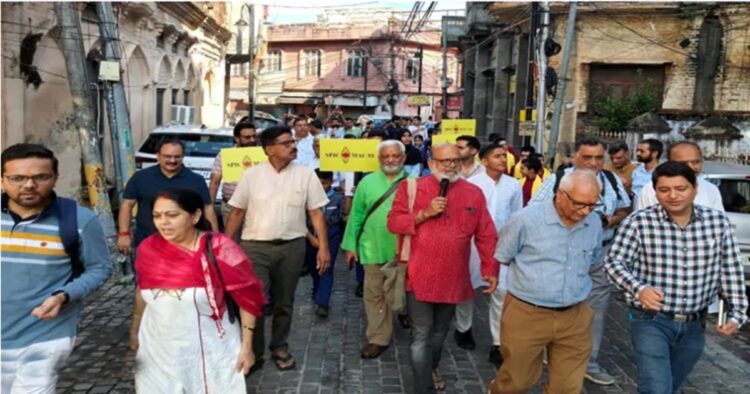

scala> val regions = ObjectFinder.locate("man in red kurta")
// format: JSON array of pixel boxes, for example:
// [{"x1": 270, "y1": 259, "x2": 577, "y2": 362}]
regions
[{"x1": 388, "y1": 143, "x2": 499, "y2": 394}]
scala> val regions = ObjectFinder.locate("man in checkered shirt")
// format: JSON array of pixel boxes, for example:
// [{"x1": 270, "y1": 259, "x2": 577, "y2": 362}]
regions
[{"x1": 605, "y1": 161, "x2": 748, "y2": 394}]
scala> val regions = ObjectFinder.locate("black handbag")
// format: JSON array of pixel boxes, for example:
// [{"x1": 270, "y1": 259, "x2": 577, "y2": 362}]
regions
[{"x1": 205, "y1": 233, "x2": 240, "y2": 324}]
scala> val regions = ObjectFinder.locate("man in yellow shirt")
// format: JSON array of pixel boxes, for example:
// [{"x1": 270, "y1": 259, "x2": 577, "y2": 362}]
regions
[{"x1": 513, "y1": 146, "x2": 536, "y2": 179}]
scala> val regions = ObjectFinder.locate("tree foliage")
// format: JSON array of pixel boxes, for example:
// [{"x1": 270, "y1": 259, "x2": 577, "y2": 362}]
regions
[{"x1": 591, "y1": 82, "x2": 659, "y2": 132}]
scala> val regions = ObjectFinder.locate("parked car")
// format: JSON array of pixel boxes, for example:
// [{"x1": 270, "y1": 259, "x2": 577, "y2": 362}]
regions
[
  {"x1": 702, "y1": 161, "x2": 750, "y2": 288},
  {"x1": 228, "y1": 110, "x2": 279, "y2": 131},
  {"x1": 135, "y1": 124, "x2": 234, "y2": 202}
]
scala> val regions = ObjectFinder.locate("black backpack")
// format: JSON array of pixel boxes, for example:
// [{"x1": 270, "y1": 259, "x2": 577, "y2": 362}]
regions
[
  {"x1": 552, "y1": 167, "x2": 624, "y2": 202},
  {"x1": 56, "y1": 197, "x2": 84, "y2": 282}
]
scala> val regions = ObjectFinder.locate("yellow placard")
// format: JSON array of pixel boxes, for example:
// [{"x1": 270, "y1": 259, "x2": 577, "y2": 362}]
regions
[
  {"x1": 442, "y1": 119, "x2": 476, "y2": 135},
  {"x1": 320, "y1": 139, "x2": 380, "y2": 172},
  {"x1": 431, "y1": 134, "x2": 460, "y2": 145},
  {"x1": 407, "y1": 95, "x2": 431, "y2": 106},
  {"x1": 220, "y1": 147, "x2": 268, "y2": 182}
]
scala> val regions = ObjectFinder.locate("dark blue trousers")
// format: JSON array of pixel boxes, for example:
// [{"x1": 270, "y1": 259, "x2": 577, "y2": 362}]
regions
[{"x1": 305, "y1": 226, "x2": 342, "y2": 306}]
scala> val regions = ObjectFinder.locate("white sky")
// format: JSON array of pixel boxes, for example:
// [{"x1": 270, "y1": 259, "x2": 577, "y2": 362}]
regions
[{"x1": 264, "y1": 0, "x2": 468, "y2": 25}]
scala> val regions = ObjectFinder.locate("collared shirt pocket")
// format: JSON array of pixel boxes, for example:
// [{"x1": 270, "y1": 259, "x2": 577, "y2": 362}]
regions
[{"x1": 458, "y1": 206, "x2": 478, "y2": 235}]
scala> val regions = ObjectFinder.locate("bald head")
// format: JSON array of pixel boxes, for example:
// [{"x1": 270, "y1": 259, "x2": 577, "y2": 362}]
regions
[
  {"x1": 432, "y1": 143, "x2": 459, "y2": 158},
  {"x1": 556, "y1": 169, "x2": 601, "y2": 225},
  {"x1": 558, "y1": 170, "x2": 601, "y2": 195}
]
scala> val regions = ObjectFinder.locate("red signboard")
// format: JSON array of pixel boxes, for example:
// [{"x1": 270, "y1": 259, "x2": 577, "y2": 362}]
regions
[{"x1": 447, "y1": 96, "x2": 462, "y2": 111}]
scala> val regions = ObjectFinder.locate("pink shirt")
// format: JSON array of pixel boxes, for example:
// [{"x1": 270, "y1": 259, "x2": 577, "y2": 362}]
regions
[{"x1": 388, "y1": 176, "x2": 499, "y2": 304}]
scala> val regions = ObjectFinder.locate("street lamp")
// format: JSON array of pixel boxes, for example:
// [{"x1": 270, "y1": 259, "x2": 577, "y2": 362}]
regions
[{"x1": 235, "y1": 3, "x2": 254, "y2": 122}]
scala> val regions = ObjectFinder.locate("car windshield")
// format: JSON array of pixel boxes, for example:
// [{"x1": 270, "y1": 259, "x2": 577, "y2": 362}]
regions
[
  {"x1": 713, "y1": 178, "x2": 750, "y2": 214},
  {"x1": 139, "y1": 133, "x2": 235, "y2": 157}
]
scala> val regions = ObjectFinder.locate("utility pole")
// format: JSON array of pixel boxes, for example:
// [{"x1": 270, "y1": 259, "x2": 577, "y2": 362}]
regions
[
  {"x1": 535, "y1": 0, "x2": 550, "y2": 153},
  {"x1": 389, "y1": 37, "x2": 397, "y2": 116},
  {"x1": 441, "y1": 21, "x2": 448, "y2": 119},
  {"x1": 96, "y1": 2, "x2": 135, "y2": 205},
  {"x1": 417, "y1": 45, "x2": 424, "y2": 116},
  {"x1": 247, "y1": 3, "x2": 255, "y2": 121},
  {"x1": 547, "y1": 2, "x2": 577, "y2": 166},
  {"x1": 362, "y1": 46, "x2": 369, "y2": 111},
  {"x1": 55, "y1": 3, "x2": 117, "y2": 242}
]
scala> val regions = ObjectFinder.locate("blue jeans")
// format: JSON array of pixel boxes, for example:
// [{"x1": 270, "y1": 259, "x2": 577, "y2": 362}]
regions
[
  {"x1": 407, "y1": 293, "x2": 456, "y2": 394},
  {"x1": 304, "y1": 228, "x2": 341, "y2": 306},
  {"x1": 628, "y1": 309, "x2": 705, "y2": 394}
]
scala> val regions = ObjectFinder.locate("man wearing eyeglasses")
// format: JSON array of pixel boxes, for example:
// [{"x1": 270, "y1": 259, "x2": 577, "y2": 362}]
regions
[
  {"x1": 529, "y1": 136, "x2": 631, "y2": 386},
  {"x1": 388, "y1": 143, "x2": 499, "y2": 393},
  {"x1": 1, "y1": 144, "x2": 112, "y2": 394},
  {"x1": 225, "y1": 126, "x2": 330, "y2": 372},
  {"x1": 209, "y1": 122, "x2": 258, "y2": 229},
  {"x1": 489, "y1": 170, "x2": 603, "y2": 393},
  {"x1": 118, "y1": 138, "x2": 219, "y2": 255}
]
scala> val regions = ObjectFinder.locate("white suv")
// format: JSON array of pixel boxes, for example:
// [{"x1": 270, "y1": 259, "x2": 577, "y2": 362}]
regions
[{"x1": 135, "y1": 124, "x2": 235, "y2": 201}]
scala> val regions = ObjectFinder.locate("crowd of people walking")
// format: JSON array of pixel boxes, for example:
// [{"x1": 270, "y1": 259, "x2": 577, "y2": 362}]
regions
[{"x1": 1, "y1": 111, "x2": 747, "y2": 394}]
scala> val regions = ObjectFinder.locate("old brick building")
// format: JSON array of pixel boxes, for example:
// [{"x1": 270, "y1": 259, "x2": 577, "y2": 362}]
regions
[{"x1": 460, "y1": 2, "x2": 750, "y2": 161}]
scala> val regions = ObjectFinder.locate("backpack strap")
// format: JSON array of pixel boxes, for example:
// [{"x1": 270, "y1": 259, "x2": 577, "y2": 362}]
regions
[
  {"x1": 399, "y1": 178, "x2": 417, "y2": 262},
  {"x1": 56, "y1": 197, "x2": 82, "y2": 282},
  {"x1": 355, "y1": 174, "x2": 406, "y2": 253},
  {"x1": 600, "y1": 169, "x2": 623, "y2": 202}
]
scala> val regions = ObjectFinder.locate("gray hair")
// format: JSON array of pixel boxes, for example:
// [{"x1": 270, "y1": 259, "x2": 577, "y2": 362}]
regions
[
  {"x1": 377, "y1": 140, "x2": 405, "y2": 155},
  {"x1": 558, "y1": 169, "x2": 601, "y2": 193}
]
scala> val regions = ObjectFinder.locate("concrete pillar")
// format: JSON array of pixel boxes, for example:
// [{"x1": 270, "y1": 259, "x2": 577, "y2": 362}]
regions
[
  {"x1": 489, "y1": 35, "x2": 512, "y2": 140},
  {"x1": 472, "y1": 46, "x2": 490, "y2": 136},
  {"x1": 511, "y1": 33, "x2": 530, "y2": 147},
  {"x1": 461, "y1": 46, "x2": 476, "y2": 117},
  {"x1": 1, "y1": 78, "x2": 26, "y2": 148}
]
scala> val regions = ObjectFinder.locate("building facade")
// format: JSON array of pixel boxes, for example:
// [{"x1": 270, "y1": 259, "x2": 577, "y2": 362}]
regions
[
  {"x1": 460, "y1": 2, "x2": 749, "y2": 161},
  {"x1": 1, "y1": 2, "x2": 231, "y2": 198},
  {"x1": 248, "y1": 11, "x2": 462, "y2": 120}
]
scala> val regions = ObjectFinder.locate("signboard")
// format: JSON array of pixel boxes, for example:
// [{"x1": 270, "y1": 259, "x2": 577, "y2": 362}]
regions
[
  {"x1": 431, "y1": 134, "x2": 460, "y2": 145},
  {"x1": 446, "y1": 96, "x2": 462, "y2": 111},
  {"x1": 220, "y1": 147, "x2": 268, "y2": 182},
  {"x1": 518, "y1": 121, "x2": 536, "y2": 137},
  {"x1": 320, "y1": 139, "x2": 380, "y2": 172},
  {"x1": 441, "y1": 119, "x2": 476, "y2": 135},
  {"x1": 407, "y1": 95, "x2": 431, "y2": 106},
  {"x1": 98, "y1": 61, "x2": 120, "y2": 81}
]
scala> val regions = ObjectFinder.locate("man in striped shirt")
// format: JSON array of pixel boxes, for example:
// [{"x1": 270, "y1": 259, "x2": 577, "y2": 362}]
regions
[
  {"x1": 605, "y1": 161, "x2": 747, "y2": 394},
  {"x1": 1, "y1": 144, "x2": 112, "y2": 393}
]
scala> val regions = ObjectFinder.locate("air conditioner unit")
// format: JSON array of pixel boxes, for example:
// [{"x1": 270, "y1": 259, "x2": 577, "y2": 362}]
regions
[{"x1": 170, "y1": 105, "x2": 195, "y2": 125}]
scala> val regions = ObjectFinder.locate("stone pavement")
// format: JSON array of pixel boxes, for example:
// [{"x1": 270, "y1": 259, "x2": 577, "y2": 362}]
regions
[{"x1": 58, "y1": 258, "x2": 750, "y2": 393}]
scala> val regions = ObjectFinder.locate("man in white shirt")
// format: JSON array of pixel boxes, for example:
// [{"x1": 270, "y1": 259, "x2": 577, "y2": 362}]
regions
[
  {"x1": 456, "y1": 135, "x2": 484, "y2": 179},
  {"x1": 635, "y1": 141, "x2": 724, "y2": 212},
  {"x1": 293, "y1": 117, "x2": 316, "y2": 168},
  {"x1": 454, "y1": 144, "x2": 522, "y2": 363},
  {"x1": 225, "y1": 126, "x2": 331, "y2": 371}
]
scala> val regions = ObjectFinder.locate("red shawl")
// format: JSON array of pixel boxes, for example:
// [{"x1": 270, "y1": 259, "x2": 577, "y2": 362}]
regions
[{"x1": 136, "y1": 232, "x2": 265, "y2": 322}]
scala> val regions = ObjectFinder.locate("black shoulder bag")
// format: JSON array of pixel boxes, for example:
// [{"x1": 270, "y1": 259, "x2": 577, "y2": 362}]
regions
[
  {"x1": 205, "y1": 233, "x2": 240, "y2": 324},
  {"x1": 355, "y1": 175, "x2": 407, "y2": 254}
]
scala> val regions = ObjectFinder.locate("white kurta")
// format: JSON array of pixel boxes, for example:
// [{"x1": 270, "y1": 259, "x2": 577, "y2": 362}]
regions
[
  {"x1": 135, "y1": 288, "x2": 245, "y2": 394},
  {"x1": 467, "y1": 173, "x2": 523, "y2": 289}
]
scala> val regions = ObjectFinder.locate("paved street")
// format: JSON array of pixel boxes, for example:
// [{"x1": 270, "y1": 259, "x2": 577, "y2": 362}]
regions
[{"x1": 59, "y1": 258, "x2": 750, "y2": 394}]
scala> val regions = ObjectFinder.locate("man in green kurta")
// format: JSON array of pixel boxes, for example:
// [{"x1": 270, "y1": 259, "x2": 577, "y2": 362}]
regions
[{"x1": 342, "y1": 140, "x2": 408, "y2": 359}]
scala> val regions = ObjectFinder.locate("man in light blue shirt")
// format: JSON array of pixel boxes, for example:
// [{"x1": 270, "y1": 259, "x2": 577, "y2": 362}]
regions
[
  {"x1": 489, "y1": 170, "x2": 602, "y2": 394},
  {"x1": 529, "y1": 137, "x2": 630, "y2": 385}
]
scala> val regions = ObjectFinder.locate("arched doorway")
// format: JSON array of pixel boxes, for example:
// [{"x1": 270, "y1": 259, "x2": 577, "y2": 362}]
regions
[
  {"x1": 125, "y1": 46, "x2": 151, "y2": 146},
  {"x1": 155, "y1": 56, "x2": 173, "y2": 126}
]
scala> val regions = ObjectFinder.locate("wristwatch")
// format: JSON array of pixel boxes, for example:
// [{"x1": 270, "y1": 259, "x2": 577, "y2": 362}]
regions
[{"x1": 51, "y1": 290, "x2": 70, "y2": 306}]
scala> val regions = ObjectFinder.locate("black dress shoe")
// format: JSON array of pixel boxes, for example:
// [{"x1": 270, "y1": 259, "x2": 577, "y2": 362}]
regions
[
  {"x1": 453, "y1": 328, "x2": 476, "y2": 350},
  {"x1": 315, "y1": 305, "x2": 329, "y2": 318},
  {"x1": 355, "y1": 283, "x2": 364, "y2": 298},
  {"x1": 488, "y1": 345, "x2": 503, "y2": 367}
]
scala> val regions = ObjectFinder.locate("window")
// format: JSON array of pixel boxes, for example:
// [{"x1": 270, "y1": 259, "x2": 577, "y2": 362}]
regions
[
  {"x1": 588, "y1": 64, "x2": 665, "y2": 110},
  {"x1": 266, "y1": 50, "x2": 282, "y2": 72},
  {"x1": 347, "y1": 49, "x2": 365, "y2": 77},
  {"x1": 156, "y1": 88, "x2": 166, "y2": 125},
  {"x1": 172, "y1": 89, "x2": 180, "y2": 105},
  {"x1": 406, "y1": 54, "x2": 419, "y2": 80},
  {"x1": 183, "y1": 89, "x2": 191, "y2": 106},
  {"x1": 302, "y1": 50, "x2": 321, "y2": 78}
]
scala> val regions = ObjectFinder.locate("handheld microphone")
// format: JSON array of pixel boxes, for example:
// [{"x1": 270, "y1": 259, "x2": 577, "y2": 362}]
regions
[{"x1": 437, "y1": 178, "x2": 450, "y2": 218}]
